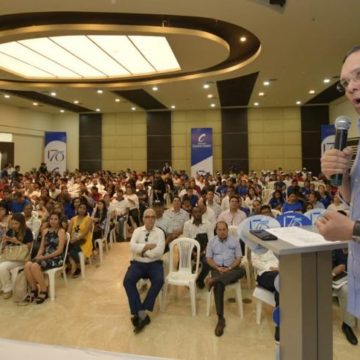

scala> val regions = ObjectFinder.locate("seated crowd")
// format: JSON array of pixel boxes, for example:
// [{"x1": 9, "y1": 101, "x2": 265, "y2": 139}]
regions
[{"x1": 0, "y1": 163, "x2": 356, "y2": 344}]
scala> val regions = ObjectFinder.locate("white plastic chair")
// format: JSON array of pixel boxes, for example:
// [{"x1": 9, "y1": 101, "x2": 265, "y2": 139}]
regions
[
  {"x1": 45, "y1": 233, "x2": 70, "y2": 300},
  {"x1": 229, "y1": 225, "x2": 251, "y2": 289},
  {"x1": 252, "y1": 286, "x2": 276, "y2": 325},
  {"x1": 206, "y1": 278, "x2": 244, "y2": 318},
  {"x1": 162, "y1": 237, "x2": 200, "y2": 316}
]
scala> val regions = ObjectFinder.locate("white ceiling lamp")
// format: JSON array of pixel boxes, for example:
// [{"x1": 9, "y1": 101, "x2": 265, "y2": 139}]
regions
[
  {"x1": 50, "y1": 92, "x2": 57, "y2": 96},
  {"x1": 240, "y1": 36, "x2": 247, "y2": 42},
  {"x1": 152, "y1": 86, "x2": 159, "y2": 91},
  {"x1": 323, "y1": 78, "x2": 331, "y2": 84},
  {"x1": 210, "y1": 103, "x2": 216, "y2": 108},
  {"x1": 33, "y1": 102, "x2": 38, "y2": 106},
  {"x1": 254, "y1": 102, "x2": 259, "y2": 106},
  {"x1": 0, "y1": 35, "x2": 180, "y2": 79},
  {"x1": 296, "y1": 100, "x2": 302, "y2": 105},
  {"x1": 73, "y1": 100, "x2": 79, "y2": 104},
  {"x1": 258, "y1": 92, "x2": 264, "y2": 96},
  {"x1": 96, "y1": 108, "x2": 101, "y2": 112},
  {"x1": 130, "y1": 36, "x2": 180, "y2": 72},
  {"x1": 207, "y1": 94, "x2": 214, "y2": 98},
  {"x1": 263, "y1": 81, "x2": 270, "y2": 86},
  {"x1": 115, "y1": 98, "x2": 121, "y2": 102},
  {"x1": 97, "y1": 89, "x2": 103, "y2": 94},
  {"x1": 171, "y1": 105, "x2": 176, "y2": 109},
  {"x1": 4, "y1": 94, "x2": 10, "y2": 99},
  {"x1": 203, "y1": 83, "x2": 210, "y2": 89},
  {"x1": 60, "y1": 109, "x2": 65, "y2": 113},
  {"x1": 309, "y1": 89, "x2": 315, "y2": 94},
  {"x1": 131, "y1": 107, "x2": 136, "y2": 111}
]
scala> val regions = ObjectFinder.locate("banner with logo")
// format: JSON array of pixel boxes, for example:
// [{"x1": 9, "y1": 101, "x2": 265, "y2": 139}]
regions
[
  {"x1": 44, "y1": 132, "x2": 67, "y2": 175},
  {"x1": 321, "y1": 124, "x2": 335, "y2": 156},
  {"x1": 191, "y1": 128, "x2": 213, "y2": 177}
]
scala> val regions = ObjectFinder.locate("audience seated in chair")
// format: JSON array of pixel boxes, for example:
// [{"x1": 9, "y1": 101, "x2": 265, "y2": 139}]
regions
[
  {"x1": 67, "y1": 203, "x2": 93, "y2": 278},
  {"x1": 123, "y1": 208, "x2": 165, "y2": 334},
  {"x1": 205, "y1": 221, "x2": 245, "y2": 336},
  {"x1": 0, "y1": 213, "x2": 33, "y2": 299},
  {"x1": 24, "y1": 212, "x2": 66, "y2": 304},
  {"x1": 183, "y1": 206, "x2": 214, "y2": 289}
]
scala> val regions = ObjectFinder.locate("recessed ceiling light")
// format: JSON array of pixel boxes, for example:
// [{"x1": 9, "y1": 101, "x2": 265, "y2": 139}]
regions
[
  {"x1": 323, "y1": 78, "x2": 331, "y2": 84},
  {"x1": 240, "y1": 36, "x2": 247, "y2": 42},
  {"x1": 96, "y1": 108, "x2": 101, "y2": 112},
  {"x1": 115, "y1": 98, "x2": 120, "y2": 102},
  {"x1": 263, "y1": 81, "x2": 270, "y2": 86},
  {"x1": 203, "y1": 83, "x2": 210, "y2": 89},
  {"x1": 4, "y1": 94, "x2": 10, "y2": 99},
  {"x1": 210, "y1": 103, "x2": 216, "y2": 108},
  {"x1": 309, "y1": 90, "x2": 315, "y2": 94},
  {"x1": 73, "y1": 100, "x2": 79, "y2": 104},
  {"x1": 131, "y1": 107, "x2": 136, "y2": 111},
  {"x1": 60, "y1": 109, "x2": 65, "y2": 113},
  {"x1": 254, "y1": 102, "x2": 259, "y2": 106},
  {"x1": 50, "y1": 92, "x2": 56, "y2": 96},
  {"x1": 33, "y1": 102, "x2": 38, "y2": 106},
  {"x1": 152, "y1": 86, "x2": 158, "y2": 91},
  {"x1": 258, "y1": 92, "x2": 265, "y2": 96},
  {"x1": 97, "y1": 89, "x2": 103, "y2": 94},
  {"x1": 296, "y1": 100, "x2": 302, "y2": 105},
  {"x1": 171, "y1": 105, "x2": 176, "y2": 109},
  {"x1": 207, "y1": 94, "x2": 214, "y2": 99}
]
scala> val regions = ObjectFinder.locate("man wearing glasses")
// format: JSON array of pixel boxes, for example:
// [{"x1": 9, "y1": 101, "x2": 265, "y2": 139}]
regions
[
  {"x1": 318, "y1": 46, "x2": 360, "y2": 342},
  {"x1": 123, "y1": 208, "x2": 165, "y2": 333}
]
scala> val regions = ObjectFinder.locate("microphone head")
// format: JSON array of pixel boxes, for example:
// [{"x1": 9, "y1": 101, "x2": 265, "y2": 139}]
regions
[{"x1": 335, "y1": 116, "x2": 352, "y2": 130}]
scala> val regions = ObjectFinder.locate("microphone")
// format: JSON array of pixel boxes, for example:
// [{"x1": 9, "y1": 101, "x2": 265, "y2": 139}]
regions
[{"x1": 330, "y1": 116, "x2": 352, "y2": 186}]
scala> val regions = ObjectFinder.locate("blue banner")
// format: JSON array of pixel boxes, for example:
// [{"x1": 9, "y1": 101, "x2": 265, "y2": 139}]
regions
[
  {"x1": 191, "y1": 128, "x2": 213, "y2": 176},
  {"x1": 44, "y1": 132, "x2": 67, "y2": 174},
  {"x1": 321, "y1": 124, "x2": 335, "y2": 155}
]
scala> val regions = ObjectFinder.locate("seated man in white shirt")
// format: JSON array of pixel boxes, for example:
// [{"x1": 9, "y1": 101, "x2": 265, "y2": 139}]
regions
[
  {"x1": 183, "y1": 206, "x2": 214, "y2": 289},
  {"x1": 206, "y1": 189, "x2": 221, "y2": 218},
  {"x1": 217, "y1": 195, "x2": 247, "y2": 226},
  {"x1": 123, "y1": 209, "x2": 165, "y2": 333},
  {"x1": 206, "y1": 221, "x2": 245, "y2": 336},
  {"x1": 109, "y1": 188, "x2": 130, "y2": 241},
  {"x1": 164, "y1": 196, "x2": 189, "y2": 235},
  {"x1": 197, "y1": 198, "x2": 216, "y2": 227}
]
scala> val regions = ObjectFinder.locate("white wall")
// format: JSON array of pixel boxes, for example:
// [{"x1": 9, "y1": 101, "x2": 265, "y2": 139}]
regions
[{"x1": 0, "y1": 103, "x2": 79, "y2": 172}]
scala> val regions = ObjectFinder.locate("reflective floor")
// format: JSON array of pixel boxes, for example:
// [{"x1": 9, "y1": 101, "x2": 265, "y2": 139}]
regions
[{"x1": 0, "y1": 243, "x2": 358, "y2": 360}]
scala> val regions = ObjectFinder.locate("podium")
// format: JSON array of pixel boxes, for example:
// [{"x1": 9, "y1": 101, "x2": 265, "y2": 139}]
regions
[{"x1": 246, "y1": 226, "x2": 347, "y2": 360}]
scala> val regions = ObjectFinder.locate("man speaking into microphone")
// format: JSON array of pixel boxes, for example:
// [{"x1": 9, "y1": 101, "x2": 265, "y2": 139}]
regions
[{"x1": 317, "y1": 46, "x2": 360, "y2": 328}]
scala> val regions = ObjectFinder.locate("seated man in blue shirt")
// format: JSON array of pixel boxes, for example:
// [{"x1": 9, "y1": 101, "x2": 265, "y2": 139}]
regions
[{"x1": 205, "y1": 221, "x2": 245, "y2": 336}]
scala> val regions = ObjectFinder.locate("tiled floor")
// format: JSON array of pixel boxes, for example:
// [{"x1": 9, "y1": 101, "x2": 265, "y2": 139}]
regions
[{"x1": 0, "y1": 243, "x2": 358, "y2": 359}]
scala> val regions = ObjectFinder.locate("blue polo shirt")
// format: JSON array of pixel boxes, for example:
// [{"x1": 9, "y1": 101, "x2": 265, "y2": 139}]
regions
[{"x1": 206, "y1": 235, "x2": 242, "y2": 267}]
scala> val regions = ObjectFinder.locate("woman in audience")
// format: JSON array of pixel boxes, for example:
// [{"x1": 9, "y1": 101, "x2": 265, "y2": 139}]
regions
[
  {"x1": 24, "y1": 212, "x2": 66, "y2": 304},
  {"x1": 68, "y1": 202, "x2": 93, "y2": 278},
  {"x1": 0, "y1": 213, "x2": 33, "y2": 299},
  {"x1": 328, "y1": 193, "x2": 349, "y2": 212},
  {"x1": 36, "y1": 196, "x2": 50, "y2": 222},
  {"x1": 244, "y1": 186, "x2": 261, "y2": 211},
  {"x1": 268, "y1": 190, "x2": 284, "y2": 211},
  {"x1": 91, "y1": 199, "x2": 108, "y2": 244}
]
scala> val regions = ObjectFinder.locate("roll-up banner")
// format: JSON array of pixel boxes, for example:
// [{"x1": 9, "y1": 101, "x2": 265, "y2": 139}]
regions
[
  {"x1": 321, "y1": 125, "x2": 335, "y2": 156},
  {"x1": 44, "y1": 132, "x2": 67, "y2": 175},
  {"x1": 191, "y1": 128, "x2": 213, "y2": 177}
]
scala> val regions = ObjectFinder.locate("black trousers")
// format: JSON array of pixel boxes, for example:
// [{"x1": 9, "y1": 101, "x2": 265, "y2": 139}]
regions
[
  {"x1": 211, "y1": 267, "x2": 245, "y2": 318},
  {"x1": 256, "y1": 270, "x2": 279, "y2": 307}
]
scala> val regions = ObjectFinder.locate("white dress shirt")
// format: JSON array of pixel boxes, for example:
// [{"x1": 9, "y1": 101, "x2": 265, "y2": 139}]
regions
[{"x1": 130, "y1": 226, "x2": 165, "y2": 263}]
